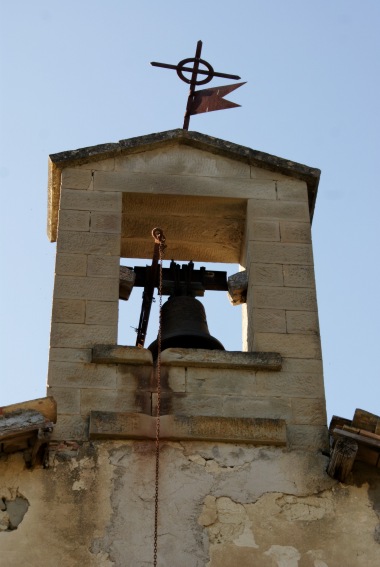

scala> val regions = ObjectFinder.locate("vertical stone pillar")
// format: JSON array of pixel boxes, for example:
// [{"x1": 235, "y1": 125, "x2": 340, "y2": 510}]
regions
[
  {"x1": 243, "y1": 178, "x2": 326, "y2": 447},
  {"x1": 47, "y1": 167, "x2": 122, "y2": 438},
  {"x1": 244, "y1": 178, "x2": 319, "y2": 354}
]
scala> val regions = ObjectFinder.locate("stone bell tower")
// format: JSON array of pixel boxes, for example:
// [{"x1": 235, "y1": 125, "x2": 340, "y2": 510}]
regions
[
  {"x1": 43, "y1": 128, "x2": 337, "y2": 565},
  {"x1": 47, "y1": 129, "x2": 324, "y2": 444}
]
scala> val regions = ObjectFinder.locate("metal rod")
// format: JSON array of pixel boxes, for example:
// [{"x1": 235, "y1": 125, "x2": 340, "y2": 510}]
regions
[
  {"x1": 183, "y1": 40, "x2": 202, "y2": 130},
  {"x1": 151, "y1": 61, "x2": 240, "y2": 81},
  {"x1": 135, "y1": 229, "x2": 166, "y2": 348}
]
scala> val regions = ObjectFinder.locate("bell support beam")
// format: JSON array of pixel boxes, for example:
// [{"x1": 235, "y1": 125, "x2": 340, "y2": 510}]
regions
[{"x1": 120, "y1": 263, "x2": 228, "y2": 300}]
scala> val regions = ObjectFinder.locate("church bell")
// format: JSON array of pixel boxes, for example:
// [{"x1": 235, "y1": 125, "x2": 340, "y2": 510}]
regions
[{"x1": 148, "y1": 295, "x2": 225, "y2": 359}]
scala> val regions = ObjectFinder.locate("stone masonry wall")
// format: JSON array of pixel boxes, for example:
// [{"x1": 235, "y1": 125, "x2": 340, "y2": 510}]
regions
[{"x1": 47, "y1": 143, "x2": 326, "y2": 447}]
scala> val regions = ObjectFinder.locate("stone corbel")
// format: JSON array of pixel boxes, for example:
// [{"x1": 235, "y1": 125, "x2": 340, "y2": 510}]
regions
[{"x1": 227, "y1": 270, "x2": 248, "y2": 305}]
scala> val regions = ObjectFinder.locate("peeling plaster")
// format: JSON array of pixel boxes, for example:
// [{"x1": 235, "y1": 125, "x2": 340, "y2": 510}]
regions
[
  {"x1": 264, "y1": 545, "x2": 301, "y2": 567},
  {"x1": 0, "y1": 443, "x2": 379, "y2": 566},
  {"x1": 199, "y1": 486, "x2": 380, "y2": 567},
  {"x1": 275, "y1": 493, "x2": 334, "y2": 521},
  {"x1": 0, "y1": 493, "x2": 29, "y2": 531},
  {"x1": 307, "y1": 549, "x2": 330, "y2": 567}
]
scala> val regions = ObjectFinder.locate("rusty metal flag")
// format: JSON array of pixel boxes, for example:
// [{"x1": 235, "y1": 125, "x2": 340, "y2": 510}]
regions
[{"x1": 187, "y1": 82, "x2": 246, "y2": 116}]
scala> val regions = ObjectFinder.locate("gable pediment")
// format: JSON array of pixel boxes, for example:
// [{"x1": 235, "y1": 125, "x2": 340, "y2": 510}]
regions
[{"x1": 48, "y1": 129, "x2": 320, "y2": 244}]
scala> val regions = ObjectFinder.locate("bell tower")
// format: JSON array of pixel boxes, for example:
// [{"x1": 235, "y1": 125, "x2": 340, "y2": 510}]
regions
[{"x1": 47, "y1": 129, "x2": 324, "y2": 447}]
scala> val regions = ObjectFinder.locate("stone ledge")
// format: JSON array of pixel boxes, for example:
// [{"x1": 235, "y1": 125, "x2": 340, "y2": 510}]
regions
[
  {"x1": 92, "y1": 345, "x2": 153, "y2": 365},
  {"x1": 91, "y1": 346, "x2": 282, "y2": 370},
  {"x1": 89, "y1": 411, "x2": 287, "y2": 445},
  {"x1": 160, "y1": 348, "x2": 282, "y2": 370}
]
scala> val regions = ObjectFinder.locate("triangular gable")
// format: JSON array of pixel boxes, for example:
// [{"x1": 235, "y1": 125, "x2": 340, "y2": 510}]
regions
[{"x1": 48, "y1": 129, "x2": 320, "y2": 242}]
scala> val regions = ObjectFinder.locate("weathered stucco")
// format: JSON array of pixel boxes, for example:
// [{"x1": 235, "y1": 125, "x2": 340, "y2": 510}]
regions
[{"x1": 0, "y1": 443, "x2": 379, "y2": 566}]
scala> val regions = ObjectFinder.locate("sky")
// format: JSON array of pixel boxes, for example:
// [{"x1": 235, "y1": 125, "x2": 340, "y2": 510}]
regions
[{"x1": 1, "y1": 0, "x2": 379, "y2": 422}]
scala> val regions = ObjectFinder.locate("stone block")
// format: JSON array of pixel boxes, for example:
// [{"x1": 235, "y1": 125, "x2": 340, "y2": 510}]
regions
[
  {"x1": 50, "y1": 322, "x2": 116, "y2": 348},
  {"x1": 222, "y1": 395, "x2": 291, "y2": 420},
  {"x1": 121, "y1": 237, "x2": 240, "y2": 264},
  {"x1": 250, "y1": 164, "x2": 290, "y2": 181},
  {"x1": 253, "y1": 333, "x2": 322, "y2": 359},
  {"x1": 58, "y1": 210, "x2": 90, "y2": 232},
  {"x1": 61, "y1": 168, "x2": 92, "y2": 190},
  {"x1": 80, "y1": 389, "x2": 142, "y2": 415},
  {"x1": 280, "y1": 221, "x2": 311, "y2": 243},
  {"x1": 160, "y1": 348, "x2": 282, "y2": 370},
  {"x1": 158, "y1": 393, "x2": 292, "y2": 421},
  {"x1": 89, "y1": 411, "x2": 287, "y2": 445},
  {"x1": 250, "y1": 263, "x2": 284, "y2": 286},
  {"x1": 153, "y1": 393, "x2": 221, "y2": 417},
  {"x1": 60, "y1": 189, "x2": 122, "y2": 212},
  {"x1": 276, "y1": 179, "x2": 308, "y2": 202},
  {"x1": 94, "y1": 170, "x2": 276, "y2": 200},
  {"x1": 122, "y1": 215, "x2": 244, "y2": 247},
  {"x1": 115, "y1": 145, "x2": 251, "y2": 178},
  {"x1": 116, "y1": 366, "x2": 150, "y2": 391},
  {"x1": 52, "y1": 299, "x2": 86, "y2": 323},
  {"x1": 286, "y1": 311, "x2": 320, "y2": 334},
  {"x1": 54, "y1": 275, "x2": 119, "y2": 301},
  {"x1": 281, "y1": 358, "x2": 323, "y2": 374},
  {"x1": 48, "y1": 361, "x2": 117, "y2": 389},
  {"x1": 92, "y1": 344, "x2": 153, "y2": 365},
  {"x1": 57, "y1": 231, "x2": 120, "y2": 256},
  {"x1": 252, "y1": 286, "x2": 317, "y2": 311},
  {"x1": 77, "y1": 157, "x2": 115, "y2": 171},
  {"x1": 85, "y1": 300, "x2": 118, "y2": 326},
  {"x1": 48, "y1": 387, "x2": 80, "y2": 413},
  {"x1": 49, "y1": 347, "x2": 92, "y2": 363},
  {"x1": 51, "y1": 414, "x2": 88, "y2": 441},
  {"x1": 252, "y1": 309, "x2": 287, "y2": 333},
  {"x1": 122, "y1": 191, "x2": 246, "y2": 219},
  {"x1": 55, "y1": 253, "x2": 87, "y2": 276},
  {"x1": 167, "y1": 367, "x2": 186, "y2": 392},
  {"x1": 290, "y1": 398, "x2": 327, "y2": 425},
  {"x1": 90, "y1": 212, "x2": 122, "y2": 233},
  {"x1": 247, "y1": 220, "x2": 280, "y2": 241},
  {"x1": 87, "y1": 255, "x2": 120, "y2": 277},
  {"x1": 255, "y1": 372, "x2": 325, "y2": 398},
  {"x1": 283, "y1": 265, "x2": 316, "y2": 287},
  {"x1": 185, "y1": 367, "x2": 256, "y2": 395},
  {"x1": 247, "y1": 198, "x2": 310, "y2": 221},
  {"x1": 248, "y1": 241, "x2": 313, "y2": 265},
  {"x1": 286, "y1": 424, "x2": 329, "y2": 451}
]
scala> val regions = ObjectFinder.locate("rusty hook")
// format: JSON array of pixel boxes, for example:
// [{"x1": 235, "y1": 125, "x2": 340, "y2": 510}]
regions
[{"x1": 152, "y1": 227, "x2": 166, "y2": 246}]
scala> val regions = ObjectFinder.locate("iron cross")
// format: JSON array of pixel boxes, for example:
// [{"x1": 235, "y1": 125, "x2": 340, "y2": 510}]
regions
[{"x1": 151, "y1": 40, "x2": 246, "y2": 130}]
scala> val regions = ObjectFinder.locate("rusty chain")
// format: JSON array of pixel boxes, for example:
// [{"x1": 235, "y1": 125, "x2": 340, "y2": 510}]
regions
[{"x1": 153, "y1": 236, "x2": 165, "y2": 567}]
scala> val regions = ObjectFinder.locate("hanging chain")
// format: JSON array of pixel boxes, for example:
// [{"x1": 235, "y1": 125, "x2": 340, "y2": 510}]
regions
[{"x1": 153, "y1": 239, "x2": 164, "y2": 567}]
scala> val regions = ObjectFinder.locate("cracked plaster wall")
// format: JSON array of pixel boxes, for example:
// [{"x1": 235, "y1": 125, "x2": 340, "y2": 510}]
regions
[{"x1": 0, "y1": 442, "x2": 379, "y2": 567}]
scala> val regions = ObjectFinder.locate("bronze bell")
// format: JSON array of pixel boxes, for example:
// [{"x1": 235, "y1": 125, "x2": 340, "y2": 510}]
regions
[{"x1": 148, "y1": 295, "x2": 225, "y2": 359}]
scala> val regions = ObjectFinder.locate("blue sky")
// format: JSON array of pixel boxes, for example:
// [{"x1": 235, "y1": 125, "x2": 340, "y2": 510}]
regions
[{"x1": 1, "y1": 0, "x2": 379, "y2": 421}]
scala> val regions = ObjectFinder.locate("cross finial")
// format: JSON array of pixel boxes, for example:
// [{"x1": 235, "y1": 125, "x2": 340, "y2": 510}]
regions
[{"x1": 151, "y1": 40, "x2": 246, "y2": 130}]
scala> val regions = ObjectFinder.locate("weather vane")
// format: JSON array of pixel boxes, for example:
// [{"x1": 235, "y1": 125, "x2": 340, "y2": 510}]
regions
[{"x1": 151, "y1": 40, "x2": 246, "y2": 130}]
